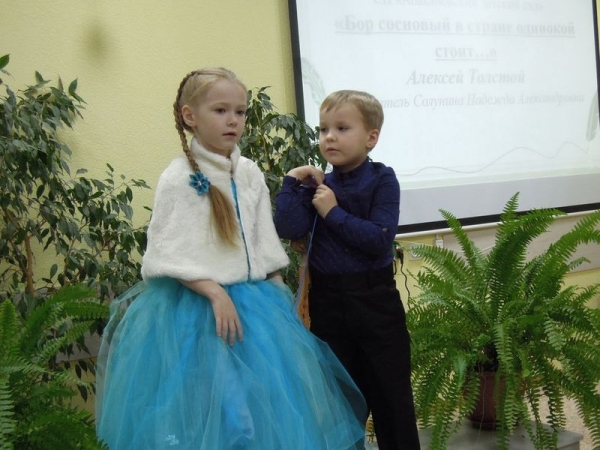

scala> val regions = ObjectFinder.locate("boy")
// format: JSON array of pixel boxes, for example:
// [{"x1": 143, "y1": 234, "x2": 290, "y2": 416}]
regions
[{"x1": 274, "y1": 90, "x2": 420, "y2": 450}]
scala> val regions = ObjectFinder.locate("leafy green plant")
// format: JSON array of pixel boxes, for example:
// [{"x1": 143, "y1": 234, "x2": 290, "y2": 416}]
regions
[
  {"x1": 0, "y1": 53, "x2": 149, "y2": 407},
  {"x1": 0, "y1": 284, "x2": 109, "y2": 449},
  {"x1": 407, "y1": 193, "x2": 600, "y2": 450},
  {"x1": 0, "y1": 53, "x2": 149, "y2": 309},
  {"x1": 239, "y1": 87, "x2": 325, "y2": 290}
]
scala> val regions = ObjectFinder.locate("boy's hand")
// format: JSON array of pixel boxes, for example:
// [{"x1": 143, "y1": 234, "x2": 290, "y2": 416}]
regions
[
  {"x1": 312, "y1": 184, "x2": 338, "y2": 218},
  {"x1": 287, "y1": 166, "x2": 324, "y2": 187}
]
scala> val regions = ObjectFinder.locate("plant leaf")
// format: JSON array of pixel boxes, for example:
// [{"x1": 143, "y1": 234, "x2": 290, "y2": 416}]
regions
[
  {"x1": 0, "y1": 54, "x2": 9, "y2": 71},
  {"x1": 68, "y1": 78, "x2": 78, "y2": 96}
]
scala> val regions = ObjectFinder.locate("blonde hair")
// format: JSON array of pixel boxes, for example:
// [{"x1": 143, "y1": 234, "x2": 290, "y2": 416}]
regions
[
  {"x1": 320, "y1": 90, "x2": 384, "y2": 131},
  {"x1": 173, "y1": 68, "x2": 247, "y2": 247}
]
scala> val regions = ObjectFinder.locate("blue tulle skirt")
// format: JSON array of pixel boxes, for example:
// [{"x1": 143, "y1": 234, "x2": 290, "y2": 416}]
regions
[{"x1": 95, "y1": 278, "x2": 367, "y2": 449}]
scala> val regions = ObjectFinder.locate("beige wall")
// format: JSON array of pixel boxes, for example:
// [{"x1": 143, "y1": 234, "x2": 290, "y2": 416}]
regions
[
  {"x1": 2, "y1": 1, "x2": 599, "y2": 304},
  {"x1": 2, "y1": 0, "x2": 297, "y2": 219}
]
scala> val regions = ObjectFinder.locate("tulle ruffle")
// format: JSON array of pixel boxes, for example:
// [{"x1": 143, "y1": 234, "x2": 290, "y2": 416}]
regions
[{"x1": 96, "y1": 278, "x2": 367, "y2": 449}]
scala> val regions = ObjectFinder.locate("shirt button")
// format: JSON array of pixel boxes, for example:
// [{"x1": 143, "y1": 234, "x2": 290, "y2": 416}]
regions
[{"x1": 382, "y1": 228, "x2": 388, "y2": 232}]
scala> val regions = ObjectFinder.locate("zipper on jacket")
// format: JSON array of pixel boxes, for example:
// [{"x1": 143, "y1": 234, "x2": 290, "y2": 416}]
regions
[{"x1": 231, "y1": 178, "x2": 251, "y2": 280}]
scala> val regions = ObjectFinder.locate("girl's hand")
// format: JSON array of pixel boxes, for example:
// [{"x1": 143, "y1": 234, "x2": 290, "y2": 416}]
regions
[
  {"x1": 179, "y1": 279, "x2": 243, "y2": 345},
  {"x1": 287, "y1": 166, "x2": 324, "y2": 187},
  {"x1": 208, "y1": 291, "x2": 244, "y2": 346},
  {"x1": 312, "y1": 184, "x2": 338, "y2": 218},
  {"x1": 266, "y1": 271, "x2": 284, "y2": 285}
]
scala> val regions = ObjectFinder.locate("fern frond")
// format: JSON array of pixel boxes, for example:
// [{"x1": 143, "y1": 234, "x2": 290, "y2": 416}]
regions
[
  {"x1": 20, "y1": 285, "x2": 104, "y2": 358},
  {"x1": 413, "y1": 356, "x2": 467, "y2": 449},
  {"x1": 488, "y1": 206, "x2": 561, "y2": 319},
  {"x1": 34, "y1": 321, "x2": 94, "y2": 364},
  {"x1": 1, "y1": 359, "x2": 49, "y2": 379},
  {"x1": 22, "y1": 406, "x2": 103, "y2": 450},
  {"x1": 0, "y1": 378, "x2": 16, "y2": 449},
  {"x1": 439, "y1": 209, "x2": 486, "y2": 274},
  {"x1": 414, "y1": 244, "x2": 475, "y2": 286},
  {"x1": 0, "y1": 301, "x2": 19, "y2": 362}
]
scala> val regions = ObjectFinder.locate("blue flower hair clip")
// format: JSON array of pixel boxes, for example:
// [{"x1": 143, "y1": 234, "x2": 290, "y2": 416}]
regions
[{"x1": 189, "y1": 171, "x2": 211, "y2": 196}]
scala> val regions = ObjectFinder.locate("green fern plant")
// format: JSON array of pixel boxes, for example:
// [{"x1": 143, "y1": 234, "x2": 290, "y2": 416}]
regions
[
  {"x1": 407, "y1": 193, "x2": 600, "y2": 450},
  {"x1": 0, "y1": 284, "x2": 108, "y2": 449}
]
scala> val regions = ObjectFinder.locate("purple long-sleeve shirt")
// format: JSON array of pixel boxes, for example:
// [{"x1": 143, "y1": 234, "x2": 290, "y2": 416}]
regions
[{"x1": 274, "y1": 159, "x2": 400, "y2": 275}]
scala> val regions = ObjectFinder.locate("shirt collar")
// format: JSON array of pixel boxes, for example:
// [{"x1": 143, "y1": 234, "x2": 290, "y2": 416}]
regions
[{"x1": 331, "y1": 158, "x2": 371, "y2": 181}]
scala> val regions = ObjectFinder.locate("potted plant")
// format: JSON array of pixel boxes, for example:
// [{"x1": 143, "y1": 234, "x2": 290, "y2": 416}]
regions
[
  {"x1": 407, "y1": 193, "x2": 600, "y2": 450},
  {"x1": 0, "y1": 54, "x2": 149, "y2": 308},
  {"x1": 1, "y1": 54, "x2": 151, "y2": 409}
]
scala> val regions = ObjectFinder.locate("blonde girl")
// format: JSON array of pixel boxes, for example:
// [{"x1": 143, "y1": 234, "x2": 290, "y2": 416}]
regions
[{"x1": 95, "y1": 68, "x2": 367, "y2": 449}]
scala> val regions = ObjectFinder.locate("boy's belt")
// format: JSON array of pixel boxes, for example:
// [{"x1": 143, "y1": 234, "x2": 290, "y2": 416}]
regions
[{"x1": 309, "y1": 264, "x2": 394, "y2": 291}]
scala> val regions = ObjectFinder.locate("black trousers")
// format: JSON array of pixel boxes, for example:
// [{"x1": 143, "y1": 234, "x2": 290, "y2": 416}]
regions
[{"x1": 309, "y1": 265, "x2": 421, "y2": 450}]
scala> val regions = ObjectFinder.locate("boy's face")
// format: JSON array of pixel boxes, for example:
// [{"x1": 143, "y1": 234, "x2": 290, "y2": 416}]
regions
[{"x1": 319, "y1": 103, "x2": 379, "y2": 173}]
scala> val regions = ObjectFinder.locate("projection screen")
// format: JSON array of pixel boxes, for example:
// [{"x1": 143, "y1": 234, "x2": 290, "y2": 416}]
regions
[{"x1": 288, "y1": 0, "x2": 600, "y2": 233}]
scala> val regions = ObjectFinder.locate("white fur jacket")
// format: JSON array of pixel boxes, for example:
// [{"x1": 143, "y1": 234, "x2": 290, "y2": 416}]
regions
[{"x1": 141, "y1": 139, "x2": 289, "y2": 285}]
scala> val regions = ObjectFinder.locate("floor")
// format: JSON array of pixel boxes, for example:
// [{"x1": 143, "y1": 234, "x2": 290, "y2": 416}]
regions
[{"x1": 367, "y1": 391, "x2": 597, "y2": 449}]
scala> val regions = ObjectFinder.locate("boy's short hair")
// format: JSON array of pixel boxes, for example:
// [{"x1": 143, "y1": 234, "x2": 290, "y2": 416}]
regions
[{"x1": 320, "y1": 90, "x2": 384, "y2": 131}]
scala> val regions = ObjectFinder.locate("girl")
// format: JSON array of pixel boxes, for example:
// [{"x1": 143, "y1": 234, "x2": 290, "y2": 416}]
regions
[{"x1": 95, "y1": 68, "x2": 367, "y2": 449}]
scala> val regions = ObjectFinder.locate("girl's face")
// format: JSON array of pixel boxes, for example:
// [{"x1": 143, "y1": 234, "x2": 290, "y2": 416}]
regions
[{"x1": 182, "y1": 79, "x2": 247, "y2": 157}]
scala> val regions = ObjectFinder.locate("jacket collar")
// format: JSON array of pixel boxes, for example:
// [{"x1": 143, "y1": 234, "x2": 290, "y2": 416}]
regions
[{"x1": 190, "y1": 137, "x2": 241, "y2": 175}]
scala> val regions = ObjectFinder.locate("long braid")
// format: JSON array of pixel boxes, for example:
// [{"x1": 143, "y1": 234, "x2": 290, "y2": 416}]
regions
[
  {"x1": 174, "y1": 71, "x2": 201, "y2": 173},
  {"x1": 173, "y1": 70, "x2": 240, "y2": 247}
]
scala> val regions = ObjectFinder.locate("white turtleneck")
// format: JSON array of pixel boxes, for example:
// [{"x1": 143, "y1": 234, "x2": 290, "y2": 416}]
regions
[{"x1": 141, "y1": 139, "x2": 289, "y2": 285}]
